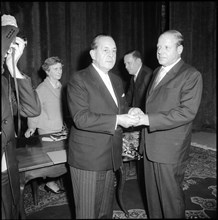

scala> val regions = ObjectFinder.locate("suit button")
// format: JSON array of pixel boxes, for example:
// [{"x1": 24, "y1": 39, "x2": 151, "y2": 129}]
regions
[{"x1": 3, "y1": 119, "x2": 8, "y2": 124}]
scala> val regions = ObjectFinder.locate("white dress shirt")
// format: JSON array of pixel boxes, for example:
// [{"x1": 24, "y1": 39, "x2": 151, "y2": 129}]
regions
[
  {"x1": 153, "y1": 58, "x2": 181, "y2": 88},
  {"x1": 92, "y1": 63, "x2": 118, "y2": 106},
  {"x1": 134, "y1": 64, "x2": 142, "y2": 82},
  {"x1": 92, "y1": 63, "x2": 119, "y2": 129}
]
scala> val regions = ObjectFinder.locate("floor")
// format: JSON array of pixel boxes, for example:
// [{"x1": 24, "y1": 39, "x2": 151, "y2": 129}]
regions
[
  {"x1": 191, "y1": 131, "x2": 216, "y2": 150},
  {"x1": 25, "y1": 131, "x2": 216, "y2": 219}
]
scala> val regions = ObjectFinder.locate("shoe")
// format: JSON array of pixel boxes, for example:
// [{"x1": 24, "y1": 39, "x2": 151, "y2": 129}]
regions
[{"x1": 44, "y1": 184, "x2": 65, "y2": 194}]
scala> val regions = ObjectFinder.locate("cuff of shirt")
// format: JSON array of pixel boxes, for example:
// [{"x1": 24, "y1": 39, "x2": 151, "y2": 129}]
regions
[{"x1": 115, "y1": 115, "x2": 118, "y2": 129}]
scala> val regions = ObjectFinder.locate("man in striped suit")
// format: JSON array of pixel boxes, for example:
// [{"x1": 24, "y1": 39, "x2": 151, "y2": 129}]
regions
[{"x1": 67, "y1": 34, "x2": 139, "y2": 219}]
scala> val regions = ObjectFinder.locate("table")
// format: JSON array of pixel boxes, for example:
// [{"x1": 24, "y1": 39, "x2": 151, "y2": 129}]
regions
[
  {"x1": 16, "y1": 134, "x2": 68, "y2": 219},
  {"x1": 16, "y1": 132, "x2": 138, "y2": 219}
]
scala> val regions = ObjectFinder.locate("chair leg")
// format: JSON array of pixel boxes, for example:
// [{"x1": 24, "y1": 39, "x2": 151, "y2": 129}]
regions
[
  {"x1": 58, "y1": 177, "x2": 64, "y2": 188},
  {"x1": 128, "y1": 160, "x2": 136, "y2": 176},
  {"x1": 31, "y1": 180, "x2": 38, "y2": 205}
]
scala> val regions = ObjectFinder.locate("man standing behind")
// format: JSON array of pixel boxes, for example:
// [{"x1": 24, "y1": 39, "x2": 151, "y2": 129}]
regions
[
  {"x1": 130, "y1": 30, "x2": 203, "y2": 218},
  {"x1": 124, "y1": 50, "x2": 152, "y2": 109},
  {"x1": 123, "y1": 50, "x2": 152, "y2": 176},
  {"x1": 67, "y1": 34, "x2": 139, "y2": 219}
]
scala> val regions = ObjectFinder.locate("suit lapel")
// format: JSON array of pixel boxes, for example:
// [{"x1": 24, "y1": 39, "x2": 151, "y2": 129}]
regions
[
  {"x1": 135, "y1": 67, "x2": 143, "y2": 85},
  {"x1": 89, "y1": 65, "x2": 118, "y2": 112},
  {"x1": 147, "y1": 60, "x2": 184, "y2": 97},
  {"x1": 109, "y1": 72, "x2": 120, "y2": 108},
  {"x1": 147, "y1": 68, "x2": 160, "y2": 95}
]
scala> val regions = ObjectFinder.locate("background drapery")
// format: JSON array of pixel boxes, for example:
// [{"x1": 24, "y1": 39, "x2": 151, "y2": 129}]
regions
[
  {"x1": 1, "y1": 1, "x2": 216, "y2": 132},
  {"x1": 169, "y1": 1, "x2": 216, "y2": 132}
]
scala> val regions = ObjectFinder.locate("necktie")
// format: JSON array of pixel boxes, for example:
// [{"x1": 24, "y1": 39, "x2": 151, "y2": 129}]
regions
[
  {"x1": 134, "y1": 74, "x2": 137, "y2": 82},
  {"x1": 132, "y1": 77, "x2": 136, "y2": 106},
  {"x1": 153, "y1": 67, "x2": 167, "y2": 88}
]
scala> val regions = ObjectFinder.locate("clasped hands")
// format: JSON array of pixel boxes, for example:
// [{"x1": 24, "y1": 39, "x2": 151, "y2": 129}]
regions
[{"x1": 117, "y1": 107, "x2": 149, "y2": 128}]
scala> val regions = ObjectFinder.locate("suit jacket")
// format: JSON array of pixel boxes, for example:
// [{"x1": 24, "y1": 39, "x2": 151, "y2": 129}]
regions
[
  {"x1": 141, "y1": 59, "x2": 203, "y2": 164},
  {"x1": 1, "y1": 74, "x2": 41, "y2": 205},
  {"x1": 125, "y1": 65, "x2": 153, "y2": 109},
  {"x1": 67, "y1": 64, "x2": 129, "y2": 171}
]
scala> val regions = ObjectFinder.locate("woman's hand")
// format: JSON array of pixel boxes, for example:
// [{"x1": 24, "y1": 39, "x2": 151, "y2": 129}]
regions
[{"x1": 24, "y1": 128, "x2": 35, "y2": 138}]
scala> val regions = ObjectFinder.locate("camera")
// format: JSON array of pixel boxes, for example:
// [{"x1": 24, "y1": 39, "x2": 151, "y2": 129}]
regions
[
  {"x1": 19, "y1": 35, "x2": 27, "y2": 43},
  {"x1": 17, "y1": 35, "x2": 27, "y2": 46}
]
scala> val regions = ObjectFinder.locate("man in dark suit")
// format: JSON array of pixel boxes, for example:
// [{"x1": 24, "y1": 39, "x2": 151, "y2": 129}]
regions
[
  {"x1": 1, "y1": 14, "x2": 41, "y2": 219},
  {"x1": 123, "y1": 50, "x2": 152, "y2": 175},
  {"x1": 124, "y1": 50, "x2": 152, "y2": 109},
  {"x1": 67, "y1": 34, "x2": 139, "y2": 219},
  {"x1": 129, "y1": 30, "x2": 203, "y2": 218}
]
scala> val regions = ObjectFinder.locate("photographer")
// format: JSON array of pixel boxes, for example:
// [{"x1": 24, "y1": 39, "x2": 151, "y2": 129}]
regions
[{"x1": 1, "y1": 14, "x2": 41, "y2": 219}]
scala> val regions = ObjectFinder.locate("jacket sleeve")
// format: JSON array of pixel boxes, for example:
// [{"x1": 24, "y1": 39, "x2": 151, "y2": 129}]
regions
[{"x1": 17, "y1": 74, "x2": 41, "y2": 117}]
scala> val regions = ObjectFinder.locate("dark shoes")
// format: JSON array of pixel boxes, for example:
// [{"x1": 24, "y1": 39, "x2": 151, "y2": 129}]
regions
[{"x1": 44, "y1": 184, "x2": 65, "y2": 194}]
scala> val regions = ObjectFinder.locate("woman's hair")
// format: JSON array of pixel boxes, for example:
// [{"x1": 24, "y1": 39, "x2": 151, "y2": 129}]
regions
[{"x1": 42, "y1": 56, "x2": 63, "y2": 72}]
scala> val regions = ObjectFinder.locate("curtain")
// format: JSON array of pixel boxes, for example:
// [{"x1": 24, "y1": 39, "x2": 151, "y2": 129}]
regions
[
  {"x1": 2, "y1": 2, "x2": 215, "y2": 131},
  {"x1": 1, "y1": 2, "x2": 162, "y2": 85},
  {"x1": 169, "y1": 1, "x2": 216, "y2": 131},
  {"x1": 1, "y1": 1, "x2": 162, "y2": 118}
]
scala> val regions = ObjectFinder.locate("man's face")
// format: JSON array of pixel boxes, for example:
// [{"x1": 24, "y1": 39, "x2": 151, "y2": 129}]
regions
[
  {"x1": 47, "y1": 63, "x2": 63, "y2": 80},
  {"x1": 90, "y1": 36, "x2": 117, "y2": 73},
  {"x1": 157, "y1": 33, "x2": 182, "y2": 67},
  {"x1": 124, "y1": 54, "x2": 139, "y2": 76}
]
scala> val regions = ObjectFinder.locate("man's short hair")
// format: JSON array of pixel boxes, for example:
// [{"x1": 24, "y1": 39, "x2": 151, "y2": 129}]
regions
[{"x1": 124, "y1": 50, "x2": 143, "y2": 62}]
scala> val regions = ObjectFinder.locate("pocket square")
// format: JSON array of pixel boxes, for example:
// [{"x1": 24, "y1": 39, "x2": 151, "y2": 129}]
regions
[{"x1": 122, "y1": 93, "x2": 125, "y2": 97}]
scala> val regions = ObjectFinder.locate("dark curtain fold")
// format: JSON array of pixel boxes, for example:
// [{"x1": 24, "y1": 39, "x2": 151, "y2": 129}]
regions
[
  {"x1": 1, "y1": 1, "x2": 162, "y2": 118},
  {"x1": 169, "y1": 1, "x2": 216, "y2": 131},
  {"x1": 1, "y1": 1, "x2": 216, "y2": 131},
  {"x1": 1, "y1": 2, "x2": 161, "y2": 84}
]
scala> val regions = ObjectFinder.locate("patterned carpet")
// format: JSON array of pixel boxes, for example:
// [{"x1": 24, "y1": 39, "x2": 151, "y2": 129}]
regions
[{"x1": 24, "y1": 145, "x2": 216, "y2": 219}]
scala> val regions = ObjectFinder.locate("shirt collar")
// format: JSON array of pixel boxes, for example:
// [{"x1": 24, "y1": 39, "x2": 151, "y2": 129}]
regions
[
  {"x1": 134, "y1": 64, "x2": 142, "y2": 81},
  {"x1": 162, "y1": 58, "x2": 181, "y2": 72},
  {"x1": 92, "y1": 63, "x2": 108, "y2": 76}
]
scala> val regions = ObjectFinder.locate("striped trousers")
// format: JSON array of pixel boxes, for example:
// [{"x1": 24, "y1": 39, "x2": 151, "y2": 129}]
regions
[{"x1": 70, "y1": 166, "x2": 115, "y2": 219}]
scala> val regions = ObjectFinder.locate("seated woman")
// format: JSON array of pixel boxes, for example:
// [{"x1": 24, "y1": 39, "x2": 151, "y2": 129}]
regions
[{"x1": 25, "y1": 56, "x2": 65, "y2": 193}]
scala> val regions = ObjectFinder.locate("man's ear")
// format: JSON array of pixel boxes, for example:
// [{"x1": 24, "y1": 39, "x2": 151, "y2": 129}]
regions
[
  {"x1": 177, "y1": 45, "x2": 183, "y2": 55},
  {"x1": 136, "y1": 57, "x2": 142, "y2": 65},
  {"x1": 89, "y1": 49, "x2": 95, "y2": 60}
]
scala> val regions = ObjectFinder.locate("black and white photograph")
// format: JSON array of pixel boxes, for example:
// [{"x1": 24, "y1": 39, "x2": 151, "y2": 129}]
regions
[{"x1": 1, "y1": 1, "x2": 216, "y2": 219}]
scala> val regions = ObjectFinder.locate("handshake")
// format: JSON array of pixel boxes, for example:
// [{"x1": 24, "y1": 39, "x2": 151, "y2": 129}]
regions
[{"x1": 117, "y1": 107, "x2": 149, "y2": 128}]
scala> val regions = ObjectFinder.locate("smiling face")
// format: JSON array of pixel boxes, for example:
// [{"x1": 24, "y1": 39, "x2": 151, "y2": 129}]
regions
[
  {"x1": 46, "y1": 62, "x2": 63, "y2": 81},
  {"x1": 157, "y1": 32, "x2": 183, "y2": 67},
  {"x1": 90, "y1": 36, "x2": 117, "y2": 73}
]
